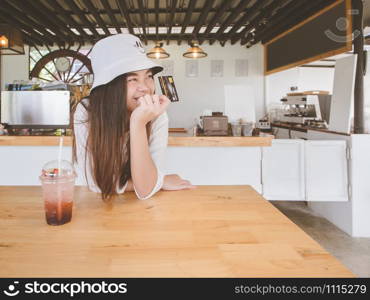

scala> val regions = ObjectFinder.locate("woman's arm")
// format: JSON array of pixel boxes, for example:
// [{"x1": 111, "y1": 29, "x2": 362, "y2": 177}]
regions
[
  {"x1": 129, "y1": 119, "x2": 158, "y2": 198},
  {"x1": 129, "y1": 95, "x2": 170, "y2": 199}
]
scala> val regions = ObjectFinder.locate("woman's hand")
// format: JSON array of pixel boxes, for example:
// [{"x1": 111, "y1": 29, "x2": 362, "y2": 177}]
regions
[
  {"x1": 131, "y1": 94, "x2": 170, "y2": 125},
  {"x1": 162, "y1": 174, "x2": 197, "y2": 191}
]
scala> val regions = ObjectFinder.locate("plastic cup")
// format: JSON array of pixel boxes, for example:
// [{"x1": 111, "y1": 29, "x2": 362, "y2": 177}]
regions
[
  {"x1": 39, "y1": 160, "x2": 76, "y2": 226},
  {"x1": 231, "y1": 123, "x2": 242, "y2": 136},
  {"x1": 242, "y1": 122, "x2": 254, "y2": 136}
]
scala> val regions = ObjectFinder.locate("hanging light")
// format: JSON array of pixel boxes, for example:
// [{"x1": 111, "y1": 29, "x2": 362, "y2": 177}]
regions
[
  {"x1": 183, "y1": 42, "x2": 207, "y2": 58},
  {"x1": 0, "y1": 35, "x2": 9, "y2": 48},
  {"x1": 0, "y1": 24, "x2": 24, "y2": 55},
  {"x1": 146, "y1": 42, "x2": 170, "y2": 59}
]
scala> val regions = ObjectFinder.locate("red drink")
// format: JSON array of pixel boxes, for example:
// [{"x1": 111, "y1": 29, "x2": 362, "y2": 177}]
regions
[
  {"x1": 40, "y1": 160, "x2": 76, "y2": 226},
  {"x1": 41, "y1": 176, "x2": 75, "y2": 225}
]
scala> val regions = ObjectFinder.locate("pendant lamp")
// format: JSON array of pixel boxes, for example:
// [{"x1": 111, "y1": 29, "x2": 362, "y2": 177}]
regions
[
  {"x1": 183, "y1": 42, "x2": 207, "y2": 58},
  {"x1": 146, "y1": 42, "x2": 170, "y2": 59}
]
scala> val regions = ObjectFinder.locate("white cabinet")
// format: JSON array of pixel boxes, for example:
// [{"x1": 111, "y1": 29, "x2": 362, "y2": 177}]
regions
[
  {"x1": 0, "y1": 146, "x2": 73, "y2": 185},
  {"x1": 165, "y1": 147, "x2": 262, "y2": 193},
  {"x1": 262, "y1": 139, "x2": 349, "y2": 202},
  {"x1": 262, "y1": 140, "x2": 305, "y2": 200},
  {"x1": 305, "y1": 140, "x2": 348, "y2": 202}
]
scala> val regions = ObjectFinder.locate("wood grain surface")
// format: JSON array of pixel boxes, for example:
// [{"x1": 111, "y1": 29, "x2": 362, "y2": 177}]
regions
[
  {"x1": 0, "y1": 136, "x2": 273, "y2": 147},
  {"x1": 0, "y1": 186, "x2": 353, "y2": 277}
]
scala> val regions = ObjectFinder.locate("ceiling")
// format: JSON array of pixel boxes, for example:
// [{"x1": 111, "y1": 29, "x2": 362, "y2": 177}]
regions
[{"x1": 0, "y1": 0, "x2": 366, "y2": 48}]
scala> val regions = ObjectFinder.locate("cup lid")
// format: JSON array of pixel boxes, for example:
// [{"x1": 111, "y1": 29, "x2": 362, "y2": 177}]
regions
[{"x1": 41, "y1": 160, "x2": 75, "y2": 178}]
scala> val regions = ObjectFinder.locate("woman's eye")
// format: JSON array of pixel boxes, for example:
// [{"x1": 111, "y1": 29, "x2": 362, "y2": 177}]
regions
[
  {"x1": 128, "y1": 78, "x2": 137, "y2": 82},
  {"x1": 147, "y1": 74, "x2": 154, "y2": 79}
]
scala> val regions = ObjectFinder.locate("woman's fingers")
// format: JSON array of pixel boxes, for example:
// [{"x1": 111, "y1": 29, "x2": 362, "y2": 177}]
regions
[
  {"x1": 152, "y1": 94, "x2": 160, "y2": 106},
  {"x1": 137, "y1": 97, "x2": 146, "y2": 106},
  {"x1": 143, "y1": 94, "x2": 153, "y2": 106},
  {"x1": 180, "y1": 179, "x2": 196, "y2": 189},
  {"x1": 179, "y1": 184, "x2": 197, "y2": 190}
]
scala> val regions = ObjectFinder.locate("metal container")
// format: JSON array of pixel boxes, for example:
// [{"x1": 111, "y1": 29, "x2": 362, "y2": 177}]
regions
[
  {"x1": 1, "y1": 91, "x2": 70, "y2": 129},
  {"x1": 202, "y1": 116, "x2": 228, "y2": 136}
]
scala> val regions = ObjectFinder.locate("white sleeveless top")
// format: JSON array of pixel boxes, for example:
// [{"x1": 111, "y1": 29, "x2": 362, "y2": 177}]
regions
[{"x1": 73, "y1": 100, "x2": 168, "y2": 200}]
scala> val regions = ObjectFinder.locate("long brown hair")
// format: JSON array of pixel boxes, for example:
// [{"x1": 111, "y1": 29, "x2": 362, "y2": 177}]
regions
[{"x1": 72, "y1": 74, "x2": 150, "y2": 201}]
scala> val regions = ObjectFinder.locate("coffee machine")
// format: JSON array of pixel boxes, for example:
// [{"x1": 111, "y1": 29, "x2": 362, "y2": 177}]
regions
[{"x1": 279, "y1": 92, "x2": 331, "y2": 125}]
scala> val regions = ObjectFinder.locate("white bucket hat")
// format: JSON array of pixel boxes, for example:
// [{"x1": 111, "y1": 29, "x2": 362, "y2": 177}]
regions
[{"x1": 90, "y1": 34, "x2": 163, "y2": 92}]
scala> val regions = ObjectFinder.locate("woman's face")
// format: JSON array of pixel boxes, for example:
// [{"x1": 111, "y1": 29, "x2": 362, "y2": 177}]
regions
[{"x1": 126, "y1": 69, "x2": 155, "y2": 112}]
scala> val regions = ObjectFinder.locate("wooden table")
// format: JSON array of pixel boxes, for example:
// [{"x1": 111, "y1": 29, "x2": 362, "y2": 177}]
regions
[
  {"x1": 0, "y1": 186, "x2": 353, "y2": 277},
  {"x1": 0, "y1": 135, "x2": 273, "y2": 147}
]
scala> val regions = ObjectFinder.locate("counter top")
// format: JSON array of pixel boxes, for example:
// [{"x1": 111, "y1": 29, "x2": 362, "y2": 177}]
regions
[
  {"x1": 271, "y1": 122, "x2": 351, "y2": 136},
  {"x1": 0, "y1": 185, "x2": 353, "y2": 277},
  {"x1": 0, "y1": 135, "x2": 273, "y2": 147}
]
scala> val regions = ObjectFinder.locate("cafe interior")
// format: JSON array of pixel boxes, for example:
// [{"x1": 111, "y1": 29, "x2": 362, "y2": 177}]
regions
[{"x1": 0, "y1": 0, "x2": 370, "y2": 278}]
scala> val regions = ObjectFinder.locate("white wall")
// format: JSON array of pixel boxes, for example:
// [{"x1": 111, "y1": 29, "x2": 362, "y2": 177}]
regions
[
  {"x1": 265, "y1": 66, "x2": 335, "y2": 107},
  {"x1": 145, "y1": 41, "x2": 265, "y2": 129},
  {"x1": 0, "y1": 46, "x2": 30, "y2": 90}
]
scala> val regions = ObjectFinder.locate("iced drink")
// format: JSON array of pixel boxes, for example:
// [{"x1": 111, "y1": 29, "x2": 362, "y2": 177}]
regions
[{"x1": 40, "y1": 160, "x2": 76, "y2": 226}]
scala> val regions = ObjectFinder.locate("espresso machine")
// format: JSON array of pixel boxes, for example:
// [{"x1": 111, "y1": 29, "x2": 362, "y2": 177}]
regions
[
  {"x1": 279, "y1": 92, "x2": 331, "y2": 126},
  {"x1": 1, "y1": 91, "x2": 71, "y2": 129}
]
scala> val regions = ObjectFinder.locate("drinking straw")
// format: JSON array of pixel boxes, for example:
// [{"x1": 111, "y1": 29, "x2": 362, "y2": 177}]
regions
[
  {"x1": 56, "y1": 136, "x2": 63, "y2": 223},
  {"x1": 57, "y1": 136, "x2": 63, "y2": 173}
]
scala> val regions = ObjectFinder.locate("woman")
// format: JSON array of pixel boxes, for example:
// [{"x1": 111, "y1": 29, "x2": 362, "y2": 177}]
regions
[{"x1": 73, "y1": 34, "x2": 195, "y2": 201}]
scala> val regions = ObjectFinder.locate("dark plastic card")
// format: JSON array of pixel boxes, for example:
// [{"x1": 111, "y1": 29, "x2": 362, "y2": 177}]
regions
[{"x1": 158, "y1": 76, "x2": 179, "y2": 102}]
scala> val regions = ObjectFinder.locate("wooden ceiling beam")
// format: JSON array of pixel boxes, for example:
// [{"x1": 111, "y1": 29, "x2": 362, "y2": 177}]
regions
[
  {"x1": 192, "y1": 0, "x2": 214, "y2": 41},
  {"x1": 177, "y1": 0, "x2": 197, "y2": 45},
  {"x1": 65, "y1": 0, "x2": 100, "y2": 38},
  {"x1": 248, "y1": 0, "x2": 322, "y2": 46},
  {"x1": 49, "y1": 0, "x2": 91, "y2": 40},
  {"x1": 100, "y1": 0, "x2": 122, "y2": 33},
  {"x1": 209, "y1": 0, "x2": 253, "y2": 45},
  {"x1": 115, "y1": 32, "x2": 226, "y2": 41},
  {"x1": 7, "y1": 1, "x2": 72, "y2": 44},
  {"x1": 166, "y1": 0, "x2": 178, "y2": 45},
  {"x1": 155, "y1": 0, "x2": 159, "y2": 41},
  {"x1": 23, "y1": 0, "x2": 80, "y2": 44},
  {"x1": 137, "y1": 0, "x2": 149, "y2": 44},
  {"x1": 82, "y1": 0, "x2": 110, "y2": 36},
  {"x1": 55, "y1": 7, "x2": 252, "y2": 15},
  {"x1": 224, "y1": 0, "x2": 271, "y2": 43},
  {"x1": 258, "y1": 0, "x2": 323, "y2": 44},
  {"x1": 199, "y1": 0, "x2": 235, "y2": 45},
  {"x1": 231, "y1": 0, "x2": 289, "y2": 45},
  {"x1": 2, "y1": 0, "x2": 62, "y2": 45},
  {"x1": 69, "y1": 32, "x2": 234, "y2": 43},
  {"x1": 116, "y1": 0, "x2": 134, "y2": 35},
  {"x1": 0, "y1": 11, "x2": 46, "y2": 46},
  {"x1": 258, "y1": 0, "x2": 337, "y2": 45}
]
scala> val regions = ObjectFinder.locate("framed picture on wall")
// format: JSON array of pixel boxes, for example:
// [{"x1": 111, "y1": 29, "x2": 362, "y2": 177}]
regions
[
  {"x1": 211, "y1": 60, "x2": 224, "y2": 77},
  {"x1": 235, "y1": 59, "x2": 248, "y2": 77},
  {"x1": 185, "y1": 60, "x2": 198, "y2": 77}
]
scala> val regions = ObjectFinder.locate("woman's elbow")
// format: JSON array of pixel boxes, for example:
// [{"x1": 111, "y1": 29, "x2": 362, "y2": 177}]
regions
[{"x1": 135, "y1": 188, "x2": 157, "y2": 200}]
